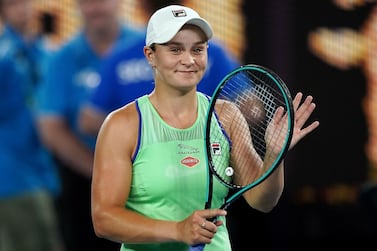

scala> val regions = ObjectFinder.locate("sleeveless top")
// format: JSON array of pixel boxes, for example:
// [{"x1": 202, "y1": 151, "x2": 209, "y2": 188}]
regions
[{"x1": 121, "y1": 92, "x2": 231, "y2": 251}]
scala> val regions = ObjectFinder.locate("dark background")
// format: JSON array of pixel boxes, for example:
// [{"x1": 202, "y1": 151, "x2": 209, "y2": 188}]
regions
[{"x1": 227, "y1": 1, "x2": 377, "y2": 250}]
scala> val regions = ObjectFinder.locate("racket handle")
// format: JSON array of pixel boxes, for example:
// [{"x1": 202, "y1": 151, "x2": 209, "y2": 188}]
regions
[
  {"x1": 187, "y1": 216, "x2": 218, "y2": 250},
  {"x1": 188, "y1": 243, "x2": 205, "y2": 251}
]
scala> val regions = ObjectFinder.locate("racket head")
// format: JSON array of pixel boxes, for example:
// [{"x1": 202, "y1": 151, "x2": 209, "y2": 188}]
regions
[{"x1": 204, "y1": 64, "x2": 294, "y2": 209}]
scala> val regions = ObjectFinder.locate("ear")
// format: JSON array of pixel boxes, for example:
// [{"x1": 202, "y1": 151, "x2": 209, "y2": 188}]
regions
[{"x1": 144, "y1": 46, "x2": 155, "y2": 67}]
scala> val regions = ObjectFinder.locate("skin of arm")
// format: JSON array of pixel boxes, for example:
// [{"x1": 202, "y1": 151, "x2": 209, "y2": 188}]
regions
[{"x1": 91, "y1": 102, "x2": 227, "y2": 245}]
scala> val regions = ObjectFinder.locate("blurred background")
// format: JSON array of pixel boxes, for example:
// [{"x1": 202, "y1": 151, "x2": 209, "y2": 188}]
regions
[{"x1": 2, "y1": 0, "x2": 376, "y2": 249}]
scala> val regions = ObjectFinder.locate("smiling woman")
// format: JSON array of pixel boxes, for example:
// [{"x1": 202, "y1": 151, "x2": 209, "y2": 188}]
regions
[{"x1": 90, "y1": 4, "x2": 318, "y2": 251}]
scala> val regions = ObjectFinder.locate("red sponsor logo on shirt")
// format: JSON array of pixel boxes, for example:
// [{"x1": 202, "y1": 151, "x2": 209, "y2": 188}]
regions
[{"x1": 181, "y1": 156, "x2": 199, "y2": 168}]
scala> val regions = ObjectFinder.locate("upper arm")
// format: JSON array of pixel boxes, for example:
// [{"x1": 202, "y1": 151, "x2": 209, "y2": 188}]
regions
[{"x1": 92, "y1": 103, "x2": 139, "y2": 211}]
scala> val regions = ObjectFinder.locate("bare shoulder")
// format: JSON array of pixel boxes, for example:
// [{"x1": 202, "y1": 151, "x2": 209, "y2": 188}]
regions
[
  {"x1": 101, "y1": 102, "x2": 139, "y2": 132},
  {"x1": 97, "y1": 102, "x2": 139, "y2": 155}
]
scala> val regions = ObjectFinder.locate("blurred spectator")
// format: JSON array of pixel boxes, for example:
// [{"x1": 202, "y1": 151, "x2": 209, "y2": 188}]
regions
[
  {"x1": 79, "y1": 0, "x2": 240, "y2": 135},
  {"x1": 36, "y1": 0, "x2": 143, "y2": 250},
  {"x1": 0, "y1": 0, "x2": 64, "y2": 250}
]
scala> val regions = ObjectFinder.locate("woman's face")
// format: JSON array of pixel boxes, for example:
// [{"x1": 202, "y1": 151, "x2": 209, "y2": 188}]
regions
[{"x1": 147, "y1": 24, "x2": 209, "y2": 92}]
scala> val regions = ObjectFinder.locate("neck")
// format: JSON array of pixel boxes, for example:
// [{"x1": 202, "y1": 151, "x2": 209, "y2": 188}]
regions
[{"x1": 149, "y1": 91, "x2": 198, "y2": 129}]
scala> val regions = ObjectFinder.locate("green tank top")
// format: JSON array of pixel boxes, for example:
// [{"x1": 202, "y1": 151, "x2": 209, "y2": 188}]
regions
[{"x1": 121, "y1": 93, "x2": 231, "y2": 251}]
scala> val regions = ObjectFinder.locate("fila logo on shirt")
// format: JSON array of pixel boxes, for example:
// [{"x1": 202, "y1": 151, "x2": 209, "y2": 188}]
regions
[{"x1": 211, "y1": 142, "x2": 222, "y2": 155}]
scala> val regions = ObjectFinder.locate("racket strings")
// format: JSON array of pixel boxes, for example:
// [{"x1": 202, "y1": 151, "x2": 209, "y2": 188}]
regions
[
  {"x1": 210, "y1": 69, "x2": 291, "y2": 188},
  {"x1": 242, "y1": 71, "x2": 290, "y2": 164}
]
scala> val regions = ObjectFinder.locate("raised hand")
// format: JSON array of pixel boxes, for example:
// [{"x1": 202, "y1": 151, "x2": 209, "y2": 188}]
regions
[{"x1": 289, "y1": 92, "x2": 320, "y2": 150}]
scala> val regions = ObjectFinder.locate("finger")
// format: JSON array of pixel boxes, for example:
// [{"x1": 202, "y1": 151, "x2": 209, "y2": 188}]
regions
[
  {"x1": 273, "y1": 106, "x2": 285, "y2": 124},
  {"x1": 294, "y1": 96, "x2": 316, "y2": 127},
  {"x1": 295, "y1": 95, "x2": 314, "y2": 116},
  {"x1": 292, "y1": 92, "x2": 303, "y2": 111},
  {"x1": 290, "y1": 120, "x2": 320, "y2": 149},
  {"x1": 202, "y1": 209, "x2": 227, "y2": 220},
  {"x1": 200, "y1": 219, "x2": 220, "y2": 237},
  {"x1": 201, "y1": 221, "x2": 206, "y2": 229},
  {"x1": 299, "y1": 121, "x2": 320, "y2": 137},
  {"x1": 202, "y1": 218, "x2": 224, "y2": 229},
  {"x1": 201, "y1": 226, "x2": 216, "y2": 239},
  {"x1": 214, "y1": 219, "x2": 224, "y2": 227}
]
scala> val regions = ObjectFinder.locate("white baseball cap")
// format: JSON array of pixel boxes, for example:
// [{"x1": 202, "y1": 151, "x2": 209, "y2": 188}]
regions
[{"x1": 145, "y1": 5, "x2": 213, "y2": 46}]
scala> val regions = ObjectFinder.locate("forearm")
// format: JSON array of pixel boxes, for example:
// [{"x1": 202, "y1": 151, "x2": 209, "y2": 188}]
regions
[
  {"x1": 243, "y1": 163, "x2": 285, "y2": 212},
  {"x1": 92, "y1": 206, "x2": 180, "y2": 244}
]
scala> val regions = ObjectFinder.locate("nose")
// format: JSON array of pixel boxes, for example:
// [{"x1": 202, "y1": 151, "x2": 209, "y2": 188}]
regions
[{"x1": 180, "y1": 51, "x2": 195, "y2": 65}]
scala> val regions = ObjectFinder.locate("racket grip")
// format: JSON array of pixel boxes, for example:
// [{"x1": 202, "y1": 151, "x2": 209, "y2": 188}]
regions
[
  {"x1": 187, "y1": 216, "x2": 217, "y2": 250},
  {"x1": 188, "y1": 243, "x2": 205, "y2": 251}
]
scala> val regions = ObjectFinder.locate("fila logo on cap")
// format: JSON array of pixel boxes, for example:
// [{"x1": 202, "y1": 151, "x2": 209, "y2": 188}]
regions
[{"x1": 172, "y1": 9, "x2": 187, "y2": 17}]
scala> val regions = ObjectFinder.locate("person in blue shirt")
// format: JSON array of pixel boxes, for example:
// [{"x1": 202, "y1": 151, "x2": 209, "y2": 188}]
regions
[
  {"x1": 36, "y1": 0, "x2": 143, "y2": 250},
  {"x1": 0, "y1": 0, "x2": 64, "y2": 251},
  {"x1": 79, "y1": 0, "x2": 240, "y2": 135}
]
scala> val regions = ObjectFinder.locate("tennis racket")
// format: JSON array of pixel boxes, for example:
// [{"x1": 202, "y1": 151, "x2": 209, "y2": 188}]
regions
[{"x1": 188, "y1": 64, "x2": 294, "y2": 251}]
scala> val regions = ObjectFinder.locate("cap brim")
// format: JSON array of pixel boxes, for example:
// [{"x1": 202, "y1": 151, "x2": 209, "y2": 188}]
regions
[{"x1": 147, "y1": 18, "x2": 213, "y2": 45}]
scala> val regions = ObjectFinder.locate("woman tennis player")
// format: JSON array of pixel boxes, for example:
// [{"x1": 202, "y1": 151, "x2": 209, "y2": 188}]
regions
[{"x1": 91, "y1": 5, "x2": 319, "y2": 251}]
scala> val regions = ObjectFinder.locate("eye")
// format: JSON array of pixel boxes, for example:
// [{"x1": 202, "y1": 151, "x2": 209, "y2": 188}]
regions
[
  {"x1": 193, "y1": 46, "x2": 205, "y2": 55},
  {"x1": 169, "y1": 47, "x2": 182, "y2": 54}
]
